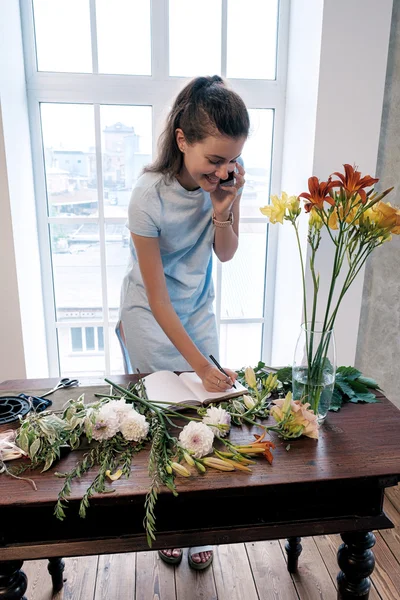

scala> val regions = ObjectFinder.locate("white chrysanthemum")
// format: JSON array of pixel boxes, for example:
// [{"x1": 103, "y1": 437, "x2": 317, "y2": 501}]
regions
[
  {"x1": 105, "y1": 399, "x2": 133, "y2": 425},
  {"x1": 92, "y1": 406, "x2": 120, "y2": 441},
  {"x1": 202, "y1": 406, "x2": 231, "y2": 437},
  {"x1": 120, "y1": 409, "x2": 149, "y2": 442},
  {"x1": 179, "y1": 421, "x2": 214, "y2": 458}
]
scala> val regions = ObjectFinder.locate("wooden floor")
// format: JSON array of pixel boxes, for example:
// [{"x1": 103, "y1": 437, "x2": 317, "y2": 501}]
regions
[{"x1": 23, "y1": 485, "x2": 400, "y2": 600}]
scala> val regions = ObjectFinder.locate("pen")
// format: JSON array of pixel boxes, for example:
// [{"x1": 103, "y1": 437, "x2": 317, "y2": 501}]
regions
[{"x1": 209, "y1": 354, "x2": 237, "y2": 389}]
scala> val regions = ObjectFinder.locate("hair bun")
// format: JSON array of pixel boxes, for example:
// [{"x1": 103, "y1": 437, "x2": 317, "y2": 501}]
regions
[{"x1": 191, "y1": 75, "x2": 224, "y2": 96}]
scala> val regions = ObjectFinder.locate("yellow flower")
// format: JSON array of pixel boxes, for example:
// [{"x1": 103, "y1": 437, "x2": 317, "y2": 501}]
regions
[
  {"x1": 327, "y1": 209, "x2": 339, "y2": 230},
  {"x1": 244, "y1": 367, "x2": 257, "y2": 390},
  {"x1": 373, "y1": 201, "x2": 400, "y2": 233},
  {"x1": 309, "y1": 209, "x2": 323, "y2": 230},
  {"x1": 260, "y1": 192, "x2": 287, "y2": 224}
]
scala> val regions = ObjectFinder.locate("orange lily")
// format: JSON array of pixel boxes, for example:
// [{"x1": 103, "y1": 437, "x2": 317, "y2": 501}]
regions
[
  {"x1": 236, "y1": 431, "x2": 275, "y2": 464},
  {"x1": 333, "y1": 164, "x2": 378, "y2": 204},
  {"x1": 298, "y1": 176, "x2": 336, "y2": 212}
]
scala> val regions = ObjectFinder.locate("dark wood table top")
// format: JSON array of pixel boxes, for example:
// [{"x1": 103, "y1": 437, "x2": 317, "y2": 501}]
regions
[
  {"x1": 1, "y1": 376, "x2": 400, "y2": 506},
  {"x1": 1, "y1": 376, "x2": 399, "y2": 560}
]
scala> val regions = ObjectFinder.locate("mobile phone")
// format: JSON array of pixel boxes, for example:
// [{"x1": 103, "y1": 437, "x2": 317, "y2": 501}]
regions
[{"x1": 219, "y1": 171, "x2": 235, "y2": 186}]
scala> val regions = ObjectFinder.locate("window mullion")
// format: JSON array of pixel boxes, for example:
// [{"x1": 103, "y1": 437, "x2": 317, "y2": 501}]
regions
[
  {"x1": 151, "y1": 0, "x2": 169, "y2": 79},
  {"x1": 221, "y1": 0, "x2": 227, "y2": 77},
  {"x1": 93, "y1": 103, "x2": 111, "y2": 376},
  {"x1": 89, "y1": 0, "x2": 99, "y2": 74}
]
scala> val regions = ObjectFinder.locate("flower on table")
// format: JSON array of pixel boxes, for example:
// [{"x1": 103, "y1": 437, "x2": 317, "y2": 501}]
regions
[
  {"x1": 270, "y1": 392, "x2": 319, "y2": 440},
  {"x1": 106, "y1": 399, "x2": 133, "y2": 424},
  {"x1": 179, "y1": 421, "x2": 214, "y2": 458},
  {"x1": 202, "y1": 406, "x2": 231, "y2": 437},
  {"x1": 120, "y1": 409, "x2": 150, "y2": 442},
  {"x1": 92, "y1": 405, "x2": 120, "y2": 441}
]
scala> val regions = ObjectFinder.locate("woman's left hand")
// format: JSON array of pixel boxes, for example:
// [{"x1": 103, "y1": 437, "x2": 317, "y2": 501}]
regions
[{"x1": 210, "y1": 161, "x2": 246, "y2": 219}]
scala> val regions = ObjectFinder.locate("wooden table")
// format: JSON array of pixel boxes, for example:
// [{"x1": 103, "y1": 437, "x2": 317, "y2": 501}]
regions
[{"x1": 1, "y1": 376, "x2": 400, "y2": 600}]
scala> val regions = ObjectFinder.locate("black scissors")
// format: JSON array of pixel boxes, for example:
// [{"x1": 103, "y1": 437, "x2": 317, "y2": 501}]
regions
[{"x1": 41, "y1": 377, "x2": 80, "y2": 398}]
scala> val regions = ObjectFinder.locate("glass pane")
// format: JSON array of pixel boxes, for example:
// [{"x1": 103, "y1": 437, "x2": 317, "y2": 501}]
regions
[
  {"x1": 219, "y1": 323, "x2": 262, "y2": 369},
  {"x1": 169, "y1": 0, "x2": 221, "y2": 76},
  {"x1": 50, "y1": 224, "x2": 103, "y2": 321},
  {"x1": 71, "y1": 327, "x2": 83, "y2": 351},
  {"x1": 58, "y1": 328, "x2": 105, "y2": 376},
  {"x1": 227, "y1": 0, "x2": 278, "y2": 79},
  {"x1": 98, "y1": 326, "x2": 104, "y2": 351},
  {"x1": 85, "y1": 327, "x2": 95, "y2": 351},
  {"x1": 241, "y1": 109, "x2": 274, "y2": 217},
  {"x1": 221, "y1": 222, "x2": 267, "y2": 319},
  {"x1": 105, "y1": 228, "x2": 130, "y2": 321},
  {"x1": 100, "y1": 105, "x2": 152, "y2": 217},
  {"x1": 33, "y1": 0, "x2": 92, "y2": 73},
  {"x1": 41, "y1": 104, "x2": 98, "y2": 218},
  {"x1": 96, "y1": 0, "x2": 151, "y2": 75}
]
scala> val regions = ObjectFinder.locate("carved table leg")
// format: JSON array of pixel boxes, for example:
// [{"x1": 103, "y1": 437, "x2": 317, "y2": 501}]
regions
[
  {"x1": 285, "y1": 536, "x2": 302, "y2": 573},
  {"x1": 0, "y1": 560, "x2": 27, "y2": 600},
  {"x1": 47, "y1": 558, "x2": 65, "y2": 592},
  {"x1": 337, "y1": 531, "x2": 375, "y2": 599}
]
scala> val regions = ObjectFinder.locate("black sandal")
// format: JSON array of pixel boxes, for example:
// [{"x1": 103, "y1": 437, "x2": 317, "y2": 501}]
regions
[{"x1": 158, "y1": 549, "x2": 183, "y2": 565}]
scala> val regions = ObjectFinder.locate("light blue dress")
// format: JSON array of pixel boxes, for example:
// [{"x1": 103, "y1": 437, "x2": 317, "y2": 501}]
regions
[{"x1": 119, "y1": 171, "x2": 219, "y2": 373}]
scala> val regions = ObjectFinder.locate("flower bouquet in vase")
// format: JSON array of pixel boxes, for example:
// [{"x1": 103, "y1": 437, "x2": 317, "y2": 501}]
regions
[{"x1": 261, "y1": 165, "x2": 398, "y2": 421}]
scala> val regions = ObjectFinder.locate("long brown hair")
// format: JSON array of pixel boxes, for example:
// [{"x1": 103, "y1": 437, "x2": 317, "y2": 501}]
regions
[{"x1": 144, "y1": 75, "x2": 249, "y2": 178}]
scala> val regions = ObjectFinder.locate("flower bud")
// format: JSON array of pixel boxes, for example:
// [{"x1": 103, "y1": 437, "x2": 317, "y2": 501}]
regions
[
  {"x1": 244, "y1": 367, "x2": 257, "y2": 389},
  {"x1": 243, "y1": 395, "x2": 256, "y2": 410},
  {"x1": 183, "y1": 452, "x2": 195, "y2": 467},
  {"x1": 105, "y1": 469, "x2": 123, "y2": 481},
  {"x1": 170, "y1": 462, "x2": 191, "y2": 477},
  {"x1": 202, "y1": 457, "x2": 235, "y2": 471}
]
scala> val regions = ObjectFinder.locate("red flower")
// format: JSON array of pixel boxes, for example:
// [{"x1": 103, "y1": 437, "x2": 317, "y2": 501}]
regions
[
  {"x1": 298, "y1": 177, "x2": 336, "y2": 213},
  {"x1": 333, "y1": 164, "x2": 378, "y2": 203}
]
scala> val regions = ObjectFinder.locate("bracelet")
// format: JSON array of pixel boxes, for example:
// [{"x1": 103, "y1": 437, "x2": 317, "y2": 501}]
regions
[{"x1": 212, "y1": 212, "x2": 234, "y2": 228}]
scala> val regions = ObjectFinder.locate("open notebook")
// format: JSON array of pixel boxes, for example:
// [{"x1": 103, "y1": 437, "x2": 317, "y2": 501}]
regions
[{"x1": 141, "y1": 371, "x2": 247, "y2": 408}]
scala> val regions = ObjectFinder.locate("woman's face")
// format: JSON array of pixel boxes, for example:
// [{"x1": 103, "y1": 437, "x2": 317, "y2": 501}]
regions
[{"x1": 176, "y1": 130, "x2": 246, "y2": 192}]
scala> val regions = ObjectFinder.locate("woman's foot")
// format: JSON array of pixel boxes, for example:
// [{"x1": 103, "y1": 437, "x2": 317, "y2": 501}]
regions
[
  {"x1": 158, "y1": 548, "x2": 183, "y2": 565},
  {"x1": 190, "y1": 550, "x2": 213, "y2": 565},
  {"x1": 188, "y1": 546, "x2": 214, "y2": 571}
]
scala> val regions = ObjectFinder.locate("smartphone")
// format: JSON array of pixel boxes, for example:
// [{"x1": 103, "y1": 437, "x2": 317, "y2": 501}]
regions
[{"x1": 219, "y1": 171, "x2": 235, "y2": 186}]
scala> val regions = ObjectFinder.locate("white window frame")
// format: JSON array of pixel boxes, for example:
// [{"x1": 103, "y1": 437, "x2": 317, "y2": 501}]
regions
[
  {"x1": 20, "y1": 0, "x2": 289, "y2": 376},
  {"x1": 70, "y1": 325, "x2": 104, "y2": 354}
]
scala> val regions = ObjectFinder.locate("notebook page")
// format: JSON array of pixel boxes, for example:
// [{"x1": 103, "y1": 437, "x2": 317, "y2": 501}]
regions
[
  {"x1": 179, "y1": 372, "x2": 247, "y2": 403},
  {"x1": 142, "y1": 371, "x2": 193, "y2": 404}
]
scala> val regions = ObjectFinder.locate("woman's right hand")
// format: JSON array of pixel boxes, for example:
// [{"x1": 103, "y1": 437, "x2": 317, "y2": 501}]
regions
[{"x1": 196, "y1": 363, "x2": 237, "y2": 393}]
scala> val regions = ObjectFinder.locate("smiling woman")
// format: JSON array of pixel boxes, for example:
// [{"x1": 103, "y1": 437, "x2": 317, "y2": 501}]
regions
[{"x1": 119, "y1": 76, "x2": 249, "y2": 390}]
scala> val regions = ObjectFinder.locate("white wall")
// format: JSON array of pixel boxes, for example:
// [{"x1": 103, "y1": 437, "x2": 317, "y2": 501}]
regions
[
  {"x1": 272, "y1": 0, "x2": 393, "y2": 367},
  {"x1": 0, "y1": 0, "x2": 47, "y2": 380},
  {"x1": 0, "y1": 107, "x2": 26, "y2": 380}
]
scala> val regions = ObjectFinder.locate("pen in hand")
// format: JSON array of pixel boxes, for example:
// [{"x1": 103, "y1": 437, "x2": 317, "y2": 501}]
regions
[{"x1": 209, "y1": 354, "x2": 237, "y2": 389}]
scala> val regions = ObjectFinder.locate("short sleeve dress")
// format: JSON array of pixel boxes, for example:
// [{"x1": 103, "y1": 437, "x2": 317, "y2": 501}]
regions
[{"x1": 119, "y1": 171, "x2": 219, "y2": 373}]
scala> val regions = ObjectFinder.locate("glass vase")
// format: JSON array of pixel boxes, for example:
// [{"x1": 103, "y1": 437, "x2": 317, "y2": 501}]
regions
[{"x1": 292, "y1": 322, "x2": 336, "y2": 422}]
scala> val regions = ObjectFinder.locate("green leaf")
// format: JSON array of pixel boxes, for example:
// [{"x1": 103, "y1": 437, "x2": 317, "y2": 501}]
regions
[
  {"x1": 336, "y1": 366, "x2": 362, "y2": 380},
  {"x1": 335, "y1": 379, "x2": 356, "y2": 398},
  {"x1": 349, "y1": 392, "x2": 379, "y2": 404},
  {"x1": 357, "y1": 376, "x2": 381, "y2": 390},
  {"x1": 17, "y1": 431, "x2": 30, "y2": 454},
  {"x1": 329, "y1": 388, "x2": 344, "y2": 411},
  {"x1": 29, "y1": 438, "x2": 41, "y2": 460},
  {"x1": 276, "y1": 367, "x2": 292, "y2": 384},
  {"x1": 347, "y1": 379, "x2": 369, "y2": 394}
]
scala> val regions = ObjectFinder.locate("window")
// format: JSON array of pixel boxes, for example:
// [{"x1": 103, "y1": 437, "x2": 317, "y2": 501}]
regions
[{"x1": 22, "y1": 0, "x2": 288, "y2": 376}]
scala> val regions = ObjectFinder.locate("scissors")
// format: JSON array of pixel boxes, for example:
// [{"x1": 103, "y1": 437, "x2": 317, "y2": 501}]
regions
[{"x1": 41, "y1": 377, "x2": 80, "y2": 398}]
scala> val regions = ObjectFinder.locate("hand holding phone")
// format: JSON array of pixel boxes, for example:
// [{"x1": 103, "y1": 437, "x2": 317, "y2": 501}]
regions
[{"x1": 219, "y1": 171, "x2": 235, "y2": 187}]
